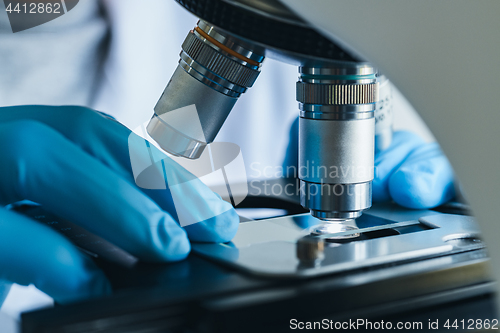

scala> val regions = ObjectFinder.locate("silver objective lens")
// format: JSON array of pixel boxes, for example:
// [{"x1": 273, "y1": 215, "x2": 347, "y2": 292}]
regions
[
  {"x1": 310, "y1": 218, "x2": 360, "y2": 240},
  {"x1": 147, "y1": 21, "x2": 264, "y2": 159},
  {"x1": 297, "y1": 65, "x2": 378, "y2": 221}
]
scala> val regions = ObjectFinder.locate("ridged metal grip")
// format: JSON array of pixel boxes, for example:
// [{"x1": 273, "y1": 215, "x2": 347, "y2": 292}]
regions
[
  {"x1": 148, "y1": 22, "x2": 264, "y2": 159},
  {"x1": 298, "y1": 65, "x2": 377, "y2": 220},
  {"x1": 297, "y1": 82, "x2": 378, "y2": 105},
  {"x1": 182, "y1": 32, "x2": 260, "y2": 88}
]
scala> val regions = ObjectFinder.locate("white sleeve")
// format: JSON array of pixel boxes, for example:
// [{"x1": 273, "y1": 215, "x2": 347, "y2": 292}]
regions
[
  {"x1": 92, "y1": 0, "x2": 198, "y2": 128},
  {"x1": 0, "y1": 0, "x2": 108, "y2": 107}
]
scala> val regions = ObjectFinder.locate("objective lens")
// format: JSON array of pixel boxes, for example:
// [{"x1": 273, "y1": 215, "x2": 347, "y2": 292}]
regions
[
  {"x1": 310, "y1": 218, "x2": 360, "y2": 240},
  {"x1": 297, "y1": 65, "x2": 377, "y2": 225},
  {"x1": 148, "y1": 21, "x2": 264, "y2": 159}
]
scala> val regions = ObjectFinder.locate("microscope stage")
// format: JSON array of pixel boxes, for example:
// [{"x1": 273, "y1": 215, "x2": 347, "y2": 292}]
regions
[
  {"x1": 15, "y1": 201, "x2": 494, "y2": 332},
  {"x1": 193, "y1": 204, "x2": 487, "y2": 279}
]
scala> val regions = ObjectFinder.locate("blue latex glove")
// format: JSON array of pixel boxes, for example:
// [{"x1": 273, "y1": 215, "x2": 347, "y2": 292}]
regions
[
  {"x1": 0, "y1": 105, "x2": 238, "y2": 304},
  {"x1": 373, "y1": 130, "x2": 455, "y2": 208},
  {"x1": 283, "y1": 118, "x2": 455, "y2": 209}
]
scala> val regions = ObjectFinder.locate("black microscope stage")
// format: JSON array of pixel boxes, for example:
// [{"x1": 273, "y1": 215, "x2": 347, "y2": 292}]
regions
[{"x1": 13, "y1": 180, "x2": 495, "y2": 333}]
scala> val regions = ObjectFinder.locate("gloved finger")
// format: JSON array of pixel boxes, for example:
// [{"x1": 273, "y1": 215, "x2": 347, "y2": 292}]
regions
[
  {"x1": 0, "y1": 208, "x2": 110, "y2": 304},
  {"x1": 128, "y1": 135, "x2": 239, "y2": 243},
  {"x1": 0, "y1": 106, "x2": 145, "y2": 182},
  {"x1": 388, "y1": 142, "x2": 455, "y2": 209},
  {"x1": 373, "y1": 131, "x2": 425, "y2": 202},
  {"x1": 146, "y1": 187, "x2": 238, "y2": 244},
  {"x1": 0, "y1": 120, "x2": 190, "y2": 262},
  {"x1": 0, "y1": 106, "x2": 239, "y2": 243}
]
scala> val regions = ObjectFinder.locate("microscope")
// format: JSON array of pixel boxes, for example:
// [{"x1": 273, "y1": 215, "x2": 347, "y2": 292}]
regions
[
  {"x1": 146, "y1": 0, "x2": 391, "y2": 235},
  {"x1": 19, "y1": 1, "x2": 500, "y2": 331}
]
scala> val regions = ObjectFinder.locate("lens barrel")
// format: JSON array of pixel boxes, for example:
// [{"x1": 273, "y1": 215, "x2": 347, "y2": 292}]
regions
[
  {"x1": 297, "y1": 65, "x2": 378, "y2": 219},
  {"x1": 148, "y1": 21, "x2": 264, "y2": 159}
]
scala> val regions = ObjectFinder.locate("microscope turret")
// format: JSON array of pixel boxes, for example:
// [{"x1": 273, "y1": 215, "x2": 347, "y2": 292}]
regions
[{"x1": 147, "y1": 0, "x2": 389, "y2": 232}]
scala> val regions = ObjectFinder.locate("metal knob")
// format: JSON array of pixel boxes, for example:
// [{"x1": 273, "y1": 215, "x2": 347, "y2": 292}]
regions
[{"x1": 297, "y1": 235, "x2": 325, "y2": 264}]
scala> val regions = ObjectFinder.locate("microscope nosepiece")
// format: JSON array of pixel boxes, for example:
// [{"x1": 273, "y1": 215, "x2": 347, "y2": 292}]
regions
[
  {"x1": 148, "y1": 21, "x2": 264, "y2": 159},
  {"x1": 297, "y1": 65, "x2": 377, "y2": 221}
]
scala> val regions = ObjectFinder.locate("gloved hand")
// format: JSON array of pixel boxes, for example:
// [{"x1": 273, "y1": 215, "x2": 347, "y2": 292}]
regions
[
  {"x1": 372, "y1": 130, "x2": 455, "y2": 208},
  {"x1": 283, "y1": 118, "x2": 456, "y2": 209},
  {"x1": 0, "y1": 105, "x2": 238, "y2": 304}
]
